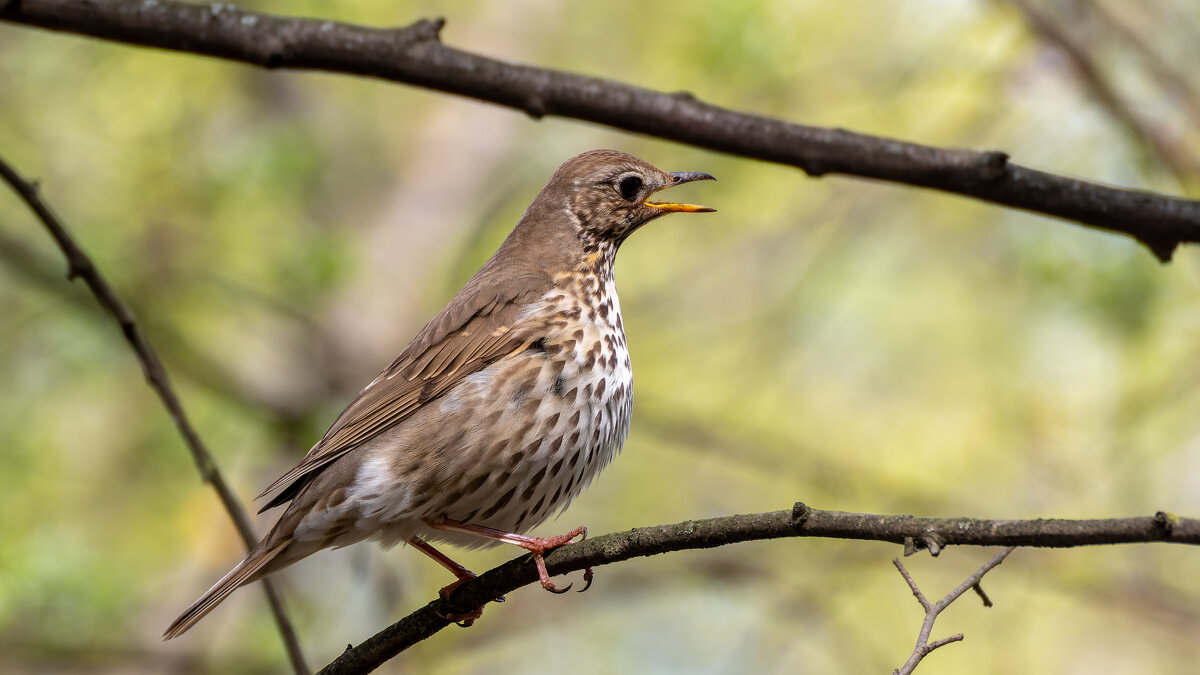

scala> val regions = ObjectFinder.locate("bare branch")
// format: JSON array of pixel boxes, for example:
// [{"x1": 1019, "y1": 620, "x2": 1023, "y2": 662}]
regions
[
  {"x1": 1003, "y1": 0, "x2": 1198, "y2": 184},
  {"x1": 1088, "y1": 1, "x2": 1200, "y2": 131},
  {"x1": 924, "y1": 633, "x2": 966, "y2": 652},
  {"x1": 972, "y1": 582, "x2": 994, "y2": 608},
  {"x1": 895, "y1": 557, "x2": 933, "y2": 610},
  {"x1": 318, "y1": 506, "x2": 1197, "y2": 675},
  {"x1": 892, "y1": 547, "x2": 1015, "y2": 675},
  {"x1": 1, "y1": 0, "x2": 1199, "y2": 260},
  {"x1": 0, "y1": 156, "x2": 311, "y2": 675}
]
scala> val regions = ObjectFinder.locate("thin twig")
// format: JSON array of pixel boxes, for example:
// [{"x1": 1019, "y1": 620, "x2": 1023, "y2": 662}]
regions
[
  {"x1": 1, "y1": 0, "x2": 1198, "y2": 260},
  {"x1": 0, "y1": 156, "x2": 311, "y2": 675},
  {"x1": 1004, "y1": 0, "x2": 1198, "y2": 186},
  {"x1": 972, "y1": 583, "x2": 994, "y2": 608},
  {"x1": 318, "y1": 506, "x2": 1197, "y2": 674},
  {"x1": 0, "y1": 228, "x2": 324, "y2": 424},
  {"x1": 1087, "y1": 1, "x2": 1200, "y2": 132},
  {"x1": 892, "y1": 547, "x2": 1016, "y2": 675}
]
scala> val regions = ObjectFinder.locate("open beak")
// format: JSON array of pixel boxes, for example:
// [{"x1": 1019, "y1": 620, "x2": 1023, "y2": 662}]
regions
[{"x1": 645, "y1": 171, "x2": 717, "y2": 213}]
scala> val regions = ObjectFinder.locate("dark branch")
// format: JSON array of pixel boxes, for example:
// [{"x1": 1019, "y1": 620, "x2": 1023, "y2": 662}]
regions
[
  {"x1": 2, "y1": 0, "x2": 1198, "y2": 261},
  {"x1": 318, "y1": 505, "x2": 1199, "y2": 675},
  {"x1": 0, "y1": 156, "x2": 311, "y2": 675}
]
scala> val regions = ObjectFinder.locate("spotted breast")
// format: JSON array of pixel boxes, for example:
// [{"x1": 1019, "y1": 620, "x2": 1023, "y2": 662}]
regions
[{"x1": 354, "y1": 265, "x2": 635, "y2": 550}]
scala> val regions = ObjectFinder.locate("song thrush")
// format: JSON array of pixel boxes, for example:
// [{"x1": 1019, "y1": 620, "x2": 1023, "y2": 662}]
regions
[{"x1": 164, "y1": 149, "x2": 715, "y2": 638}]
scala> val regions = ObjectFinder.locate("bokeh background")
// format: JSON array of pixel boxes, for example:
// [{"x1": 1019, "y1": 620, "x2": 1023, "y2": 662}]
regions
[{"x1": 3, "y1": 1, "x2": 1200, "y2": 673}]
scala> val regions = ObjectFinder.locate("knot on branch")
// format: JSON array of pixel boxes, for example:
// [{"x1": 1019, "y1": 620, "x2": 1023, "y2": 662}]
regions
[
  {"x1": 791, "y1": 501, "x2": 811, "y2": 527},
  {"x1": 408, "y1": 17, "x2": 444, "y2": 43},
  {"x1": 376, "y1": 18, "x2": 442, "y2": 54},
  {"x1": 1143, "y1": 239, "x2": 1177, "y2": 264},
  {"x1": 262, "y1": 36, "x2": 286, "y2": 68},
  {"x1": 524, "y1": 95, "x2": 548, "y2": 120},
  {"x1": 1154, "y1": 511, "x2": 1176, "y2": 535},
  {"x1": 799, "y1": 161, "x2": 828, "y2": 178},
  {"x1": 977, "y1": 151, "x2": 1010, "y2": 181},
  {"x1": 66, "y1": 259, "x2": 92, "y2": 281},
  {"x1": 923, "y1": 534, "x2": 944, "y2": 556},
  {"x1": 905, "y1": 532, "x2": 945, "y2": 556}
]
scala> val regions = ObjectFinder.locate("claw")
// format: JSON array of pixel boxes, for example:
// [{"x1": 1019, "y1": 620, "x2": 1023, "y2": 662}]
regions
[
  {"x1": 577, "y1": 567, "x2": 594, "y2": 593},
  {"x1": 434, "y1": 575, "x2": 488, "y2": 627},
  {"x1": 434, "y1": 599, "x2": 482, "y2": 627},
  {"x1": 427, "y1": 521, "x2": 591, "y2": 598},
  {"x1": 438, "y1": 600, "x2": 482, "y2": 627}
]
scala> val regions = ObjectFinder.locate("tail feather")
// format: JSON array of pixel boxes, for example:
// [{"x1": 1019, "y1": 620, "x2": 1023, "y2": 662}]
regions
[{"x1": 162, "y1": 540, "x2": 290, "y2": 640}]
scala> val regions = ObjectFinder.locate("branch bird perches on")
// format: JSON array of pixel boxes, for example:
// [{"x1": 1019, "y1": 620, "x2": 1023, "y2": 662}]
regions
[{"x1": 318, "y1": 506, "x2": 1198, "y2": 675}]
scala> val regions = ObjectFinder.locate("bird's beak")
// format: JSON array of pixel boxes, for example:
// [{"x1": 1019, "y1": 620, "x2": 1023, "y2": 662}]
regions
[{"x1": 645, "y1": 171, "x2": 717, "y2": 213}]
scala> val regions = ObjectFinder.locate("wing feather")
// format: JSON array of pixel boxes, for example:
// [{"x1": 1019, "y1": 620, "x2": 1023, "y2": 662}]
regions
[{"x1": 256, "y1": 267, "x2": 552, "y2": 508}]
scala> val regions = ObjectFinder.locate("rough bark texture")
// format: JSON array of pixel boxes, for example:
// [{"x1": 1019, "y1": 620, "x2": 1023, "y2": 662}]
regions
[{"x1": 318, "y1": 504, "x2": 1200, "y2": 675}]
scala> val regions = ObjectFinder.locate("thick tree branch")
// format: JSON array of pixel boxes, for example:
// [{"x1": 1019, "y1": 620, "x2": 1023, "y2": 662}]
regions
[
  {"x1": 318, "y1": 505, "x2": 1199, "y2": 675},
  {"x1": 2, "y1": 0, "x2": 1199, "y2": 261},
  {"x1": 0, "y1": 156, "x2": 311, "y2": 675}
]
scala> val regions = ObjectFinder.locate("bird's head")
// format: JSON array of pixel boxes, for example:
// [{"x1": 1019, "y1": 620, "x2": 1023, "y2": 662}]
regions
[
  {"x1": 497, "y1": 150, "x2": 715, "y2": 277},
  {"x1": 552, "y1": 149, "x2": 716, "y2": 251}
]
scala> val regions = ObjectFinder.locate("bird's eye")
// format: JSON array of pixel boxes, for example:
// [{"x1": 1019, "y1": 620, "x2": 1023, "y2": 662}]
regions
[{"x1": 618, "y1": 175, "x2": 642, "y2": 201}]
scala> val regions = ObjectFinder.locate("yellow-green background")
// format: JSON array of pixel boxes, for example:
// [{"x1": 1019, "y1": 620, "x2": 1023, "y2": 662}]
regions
[{"x1": 2, "y1": 1, "x2": 1199, "y2": 673}]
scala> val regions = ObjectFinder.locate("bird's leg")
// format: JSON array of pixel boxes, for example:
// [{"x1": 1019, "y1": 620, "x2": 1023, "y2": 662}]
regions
[
  {"x1": 408, "y1": 536, "x2": 496, "y2": 627},
  {"x1": 429, "y1": 520, "x2": 591, "y2": 593},
  {"x1": 409, "y1": 536, "x2": 476, "y2": 582}
]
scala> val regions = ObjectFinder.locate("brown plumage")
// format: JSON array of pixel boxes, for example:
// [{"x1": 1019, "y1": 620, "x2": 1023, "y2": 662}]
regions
[{"x1": 164, "y1": 149, "x2": 715, "y2": 638}]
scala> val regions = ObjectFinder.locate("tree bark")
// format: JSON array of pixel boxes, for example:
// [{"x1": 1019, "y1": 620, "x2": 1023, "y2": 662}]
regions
[
  {"x1": 318, "y1": 504, "x2": 1199, "y2": 674},
  {"x1": 2, "y1": 0, "x2": 1198, "y2": 260}
]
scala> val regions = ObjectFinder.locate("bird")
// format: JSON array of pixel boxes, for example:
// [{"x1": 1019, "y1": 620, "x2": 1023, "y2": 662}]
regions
[{"x1": 163, "y1": 149, "x2": 715, "y2": 638}]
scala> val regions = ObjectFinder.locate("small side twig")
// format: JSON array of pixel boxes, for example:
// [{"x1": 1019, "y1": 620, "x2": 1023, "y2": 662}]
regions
[
  {"x1": 892, "y1": 547, "x2": 1016, "y2": 675},
  {"x1": 0, "y1": 156, "x2": 310, "y2": 675}
]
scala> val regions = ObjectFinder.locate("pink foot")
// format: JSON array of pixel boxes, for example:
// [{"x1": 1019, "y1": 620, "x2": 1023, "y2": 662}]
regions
[
  {"x1": 429, "y1": 520, "x2": 592, "y2": 592},
  {"x1": 436, "y1": 576, "x2": 483, "y2": 627},
  {"x1": 524, "y1": 526, "x2": 588, "y2": 593},
  {"x1": 409, "y1": 536, "x2": 499, "y2": 627}
]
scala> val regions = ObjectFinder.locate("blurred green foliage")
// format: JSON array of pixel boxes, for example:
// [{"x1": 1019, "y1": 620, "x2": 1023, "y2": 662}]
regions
[{"x1": 2, "y1": 1, "x2": 1199, "y2": 673}]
